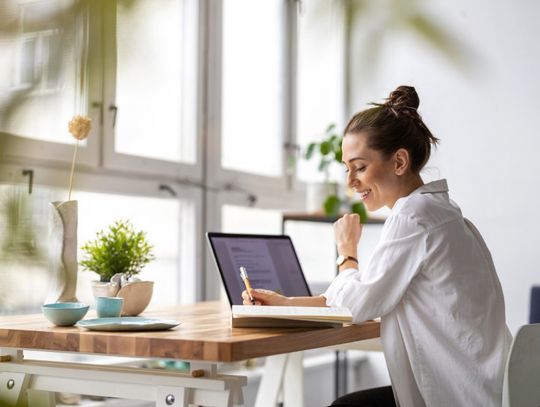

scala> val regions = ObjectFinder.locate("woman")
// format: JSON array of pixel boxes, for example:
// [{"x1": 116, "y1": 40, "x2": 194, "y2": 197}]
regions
[{"x1": 243, "y1": 86, "x2": 512, "y2": 407}]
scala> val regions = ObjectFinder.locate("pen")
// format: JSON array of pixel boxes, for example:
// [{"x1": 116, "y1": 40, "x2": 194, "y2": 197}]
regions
[{"x1": 239, "y1": 266, "x2": 256, "y2": 305}]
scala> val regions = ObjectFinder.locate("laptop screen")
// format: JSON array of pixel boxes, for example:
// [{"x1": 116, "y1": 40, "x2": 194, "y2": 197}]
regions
[{"x1": 207, "y1": 233, "x2": 312, "y2": 305}]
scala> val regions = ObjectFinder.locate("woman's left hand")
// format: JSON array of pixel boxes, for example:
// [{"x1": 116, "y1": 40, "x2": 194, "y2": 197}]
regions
[{"x1": 334, "y1": 213, "x2": 362, "y2": 255}]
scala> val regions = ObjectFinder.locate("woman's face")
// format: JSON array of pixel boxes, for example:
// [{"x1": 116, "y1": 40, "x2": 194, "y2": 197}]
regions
[{"x1": 341, "y1": 132, "x2": 400, "y2": 211}]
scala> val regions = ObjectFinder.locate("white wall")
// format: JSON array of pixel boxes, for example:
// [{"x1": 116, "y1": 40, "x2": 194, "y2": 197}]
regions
[{"x1": 349, "y1": 0, "x2": 540, "y2": 334}]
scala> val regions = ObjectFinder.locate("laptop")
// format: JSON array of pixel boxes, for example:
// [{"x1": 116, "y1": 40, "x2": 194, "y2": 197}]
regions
[{"x1": 206, "y1": 232, "x2": 312, "y2": 305}]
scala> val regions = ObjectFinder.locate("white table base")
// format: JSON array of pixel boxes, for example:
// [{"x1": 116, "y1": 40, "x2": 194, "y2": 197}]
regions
[{"x1": 0, "y1": 348, "x2": 246, "y2": 407}]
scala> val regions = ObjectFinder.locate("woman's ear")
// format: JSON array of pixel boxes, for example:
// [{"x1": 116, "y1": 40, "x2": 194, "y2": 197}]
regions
[{"x1": 393, "y1": 148, "x2": 410, "y2": 176}]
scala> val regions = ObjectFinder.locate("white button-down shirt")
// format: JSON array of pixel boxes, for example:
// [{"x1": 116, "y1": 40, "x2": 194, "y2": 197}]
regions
[{"x1": 323, "y1": 179, "x2": 512, "y2": 407}]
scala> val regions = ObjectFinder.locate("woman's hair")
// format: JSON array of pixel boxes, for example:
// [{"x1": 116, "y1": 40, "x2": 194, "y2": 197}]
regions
[{"x1": 344, "y1": 86, "x2": 439, "y2": 173}]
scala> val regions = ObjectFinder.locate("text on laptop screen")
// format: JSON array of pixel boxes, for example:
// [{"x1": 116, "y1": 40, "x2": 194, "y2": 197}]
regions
[{"x1": 208, "y1": 234, "x2": 311, "y2": 305}]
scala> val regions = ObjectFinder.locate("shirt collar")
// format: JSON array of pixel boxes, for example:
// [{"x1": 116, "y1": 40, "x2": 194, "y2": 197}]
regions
[
  {"x1": 415, "y1": 179, "x2": 449, "y2": 195},
  {"x1": 391, "y1": 179, "x2": 449, "y2": 214}
]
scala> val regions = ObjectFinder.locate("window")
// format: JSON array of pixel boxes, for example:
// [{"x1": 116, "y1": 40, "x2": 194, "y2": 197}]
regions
[
  {"x1": 113, "y1": 0, "x2": 198, "y2": 164},
  {"x1": 75, "y1": 191, "x2": 193, "y2": 306},
  {"x1": 284, "y1": 221, "x2": 336, "y2": 287},
  {"x1": 1, "y1": 0, "x2": 349, "y2": 309},
  {"x1": 16, "y1": 30, "x2": 61, "y2": 91},
  {"x1": 222, "y1": 205, "x2": 282, "y2": 235},
  {"x1": 220, "y1": 0, "x2": 286, "y2": 177},
  {"x1": 0, "y1": 183, "x2": 196, "y2": 314},
  {"x1": 284, "y1": 219, "x2": 384, "y2": 295},
  {"x1": 296, "y1": 0, "x2": 346, "y2": 183},
  {"x1": 1, "y1": 0, "x2": 85, "y2": 145}
]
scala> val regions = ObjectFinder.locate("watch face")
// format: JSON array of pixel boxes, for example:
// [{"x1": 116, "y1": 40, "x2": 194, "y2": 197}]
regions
[{"x1": 336, "y1": 255, "x2": 358, "y2": 266}]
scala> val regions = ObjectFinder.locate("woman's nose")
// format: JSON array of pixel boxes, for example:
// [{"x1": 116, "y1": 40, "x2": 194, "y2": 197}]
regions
[{"x1": 347, "y1": 171, "x2": 357, "y2": 188}]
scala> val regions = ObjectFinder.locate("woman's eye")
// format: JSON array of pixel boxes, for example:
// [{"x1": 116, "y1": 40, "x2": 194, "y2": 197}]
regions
[{"x1": 345, "y1": 166, "x2": 366, "y2": 174}]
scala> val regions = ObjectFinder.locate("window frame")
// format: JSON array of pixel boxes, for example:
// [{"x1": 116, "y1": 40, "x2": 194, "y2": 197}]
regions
[
  {"x1": 0, "y1": 0, "x2": 351, "y2": 304},
  {"x1": 0, "y1": 159, "x2": 203, "y2": 306},
  {"x1": 100, "y1": 0, "x2": 203, "y2": 181},
  {"x1": 1, "y1": 0, "x2": 99, "y2": 168},
  {"x1": 205, "y1": 0, "x2": 299, "y2": 195}
]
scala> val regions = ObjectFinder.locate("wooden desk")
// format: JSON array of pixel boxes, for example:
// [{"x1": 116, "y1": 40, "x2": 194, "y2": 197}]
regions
[{"x1": 0, "y1": 302, "x2": 380, "y2": 407}]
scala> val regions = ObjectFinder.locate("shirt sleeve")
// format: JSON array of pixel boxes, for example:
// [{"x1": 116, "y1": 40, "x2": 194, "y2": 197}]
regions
[{"x1": 322, "y1": 214, "x2": 426, "y2": 323}]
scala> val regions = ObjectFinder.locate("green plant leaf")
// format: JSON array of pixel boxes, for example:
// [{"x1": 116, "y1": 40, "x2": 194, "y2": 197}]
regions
[
  {"x1": 303, "y1": 123, "x2": 345, "y2": 177},
  {"x1": 325, "y1": 123, "x2": 336, "y2": 133},
  {"x1": 304, "y1": 142, "x2": 317, "y2": 160},
  {"x1": 334, "y1": 148, "x2": 343, "y2": 163},
  {"x1": 351, "y1": 202, "x2": 368, "y2": 224},
  {"x1": 319, "y1": 141, "x2": 331, "y2": 155},
  {"x1": 80, "y1": 220, "x2": 155, "y2": 282},
  {"x1": 318, "y1": 159, "x2": 331, "y2": 173},
  {"x1": 324, "y1": 195, "x2": 341, "y2": 217}
]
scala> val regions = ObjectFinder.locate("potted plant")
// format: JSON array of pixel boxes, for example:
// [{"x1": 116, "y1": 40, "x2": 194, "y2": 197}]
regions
[
  {"x1": 304, "y1": 123, "x2": 367, "y2": 222},
  {"x1": 80, "y1": 220, "x2": 155, "y2": 316}
]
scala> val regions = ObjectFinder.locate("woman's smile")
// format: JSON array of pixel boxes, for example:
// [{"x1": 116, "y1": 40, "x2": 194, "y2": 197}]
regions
[{"x1": 358, "y1": 189, "x2": 372, "y2": 201}]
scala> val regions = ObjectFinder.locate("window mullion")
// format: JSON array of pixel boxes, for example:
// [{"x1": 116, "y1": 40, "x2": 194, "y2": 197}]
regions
[{"x1": 284, "y1": 0, "x2": 299, "y2": 191}]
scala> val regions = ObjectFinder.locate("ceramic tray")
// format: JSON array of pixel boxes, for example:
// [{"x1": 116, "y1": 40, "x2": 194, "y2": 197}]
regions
[{"x1": 77, "y1": 317, "x2": 180, "y2": 331}]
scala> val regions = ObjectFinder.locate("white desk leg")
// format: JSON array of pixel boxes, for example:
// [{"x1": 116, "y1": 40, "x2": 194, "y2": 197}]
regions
[
  {"x1": 27, "y1": 389, "x2": 56, "y2": 407},
  {"x1": 0, "y1": 348, "x2": 30, "y2": 407},
  {"x1": 283, "y1": 352, "x2": 303, "y2": 407},
  {"x1": 189, "y1": 362, "x2": 244, "y2": 407},
  {"x1": 254, "y1": 354, "x2": 288, "y2": 407}
]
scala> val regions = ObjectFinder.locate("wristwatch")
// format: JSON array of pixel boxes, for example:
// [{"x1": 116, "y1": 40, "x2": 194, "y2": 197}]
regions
[{"x1": 336, "y1": 254, "x2": 358, "y2": 266}]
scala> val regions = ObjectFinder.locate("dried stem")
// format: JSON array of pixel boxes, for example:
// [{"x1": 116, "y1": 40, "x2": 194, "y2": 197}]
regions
[{"x1": 68, "y1": 140, "x2": 79, "y2": 201}]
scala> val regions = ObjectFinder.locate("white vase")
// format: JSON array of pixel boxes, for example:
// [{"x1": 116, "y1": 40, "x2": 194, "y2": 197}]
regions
[{"x1": 45, "y1": 200, "x2": 78, "y2": 303}]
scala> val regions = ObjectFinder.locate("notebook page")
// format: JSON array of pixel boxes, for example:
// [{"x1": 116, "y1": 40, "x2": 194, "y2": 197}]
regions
[{"x1": 232, "y1": 305, "x2": 352, "y2": 321}]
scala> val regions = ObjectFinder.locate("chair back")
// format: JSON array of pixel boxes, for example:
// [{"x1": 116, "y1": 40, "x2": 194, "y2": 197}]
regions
[
  {"x1": 530, "y1": 286, "x2": 540, "y2": 323},
  {"x1": 502, "y1": 323, "x2": 540, "y2": 407}
]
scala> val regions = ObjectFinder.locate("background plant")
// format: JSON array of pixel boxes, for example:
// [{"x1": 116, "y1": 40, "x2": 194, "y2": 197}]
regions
[
  {"x1": 80, "y1": 220, "x2": 155, "y2": 282},
  {"x1": 304, "y1": 124, "x2": 367, "y2": 222},
  {"x1": 0, "y1": 187, "x2": 43, "y2": 260}
]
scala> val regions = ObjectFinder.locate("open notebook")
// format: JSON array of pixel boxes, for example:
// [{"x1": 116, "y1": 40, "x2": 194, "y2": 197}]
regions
[{"x1": 231, "y1": 305, "x2": 353, "y2": 328}]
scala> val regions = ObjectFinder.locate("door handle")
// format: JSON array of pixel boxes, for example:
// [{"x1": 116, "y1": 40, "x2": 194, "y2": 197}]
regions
[{"x1": 109, "y1": 105, "x2": 118, "y2": 128}]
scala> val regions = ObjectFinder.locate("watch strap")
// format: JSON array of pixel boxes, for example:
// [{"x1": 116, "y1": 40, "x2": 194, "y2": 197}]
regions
[{"x1": 337, "y1": 255, "x2": 358, "y2": 266}]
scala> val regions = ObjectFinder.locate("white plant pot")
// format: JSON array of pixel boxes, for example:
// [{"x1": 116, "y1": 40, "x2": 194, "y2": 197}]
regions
[
  {"x1": 91, "y1": 280, "x2": 153, "y2": 316},
  {"x1": 91, "y1": 281, "x2": 120, "y2": 298}
]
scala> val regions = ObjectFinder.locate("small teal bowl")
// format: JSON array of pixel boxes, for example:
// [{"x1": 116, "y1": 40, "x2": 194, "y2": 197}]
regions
[{"x1": 42, "y1": 302, "x2": 89, "y2": 326}]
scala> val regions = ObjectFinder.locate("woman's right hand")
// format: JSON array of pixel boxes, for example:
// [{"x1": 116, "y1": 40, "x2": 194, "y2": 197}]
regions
[
  {"x1": 242, "y1": 289, "x2": 291, "y2": 306},
  {"x1": 333, "y1": 213, "x2": 362, "y2": 254}
]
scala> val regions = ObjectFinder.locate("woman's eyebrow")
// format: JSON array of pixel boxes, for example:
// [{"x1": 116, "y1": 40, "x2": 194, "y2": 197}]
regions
[{"x1": 343, "y1": 157, "x2": 366, "y2": 164}]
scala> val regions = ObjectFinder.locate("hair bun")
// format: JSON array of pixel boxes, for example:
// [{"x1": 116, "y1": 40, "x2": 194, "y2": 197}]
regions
[{"x1": 386, "y1": 85, "x2": 420, "y2": 111}]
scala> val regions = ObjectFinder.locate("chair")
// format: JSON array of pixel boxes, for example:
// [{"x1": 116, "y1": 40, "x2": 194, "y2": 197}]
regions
[
  {"x1": 502, "y1": 323, "x2": 540, "y2": 407},
  {"x1": 530, "y1": 286, "x2": 540, "y2": 323}
]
